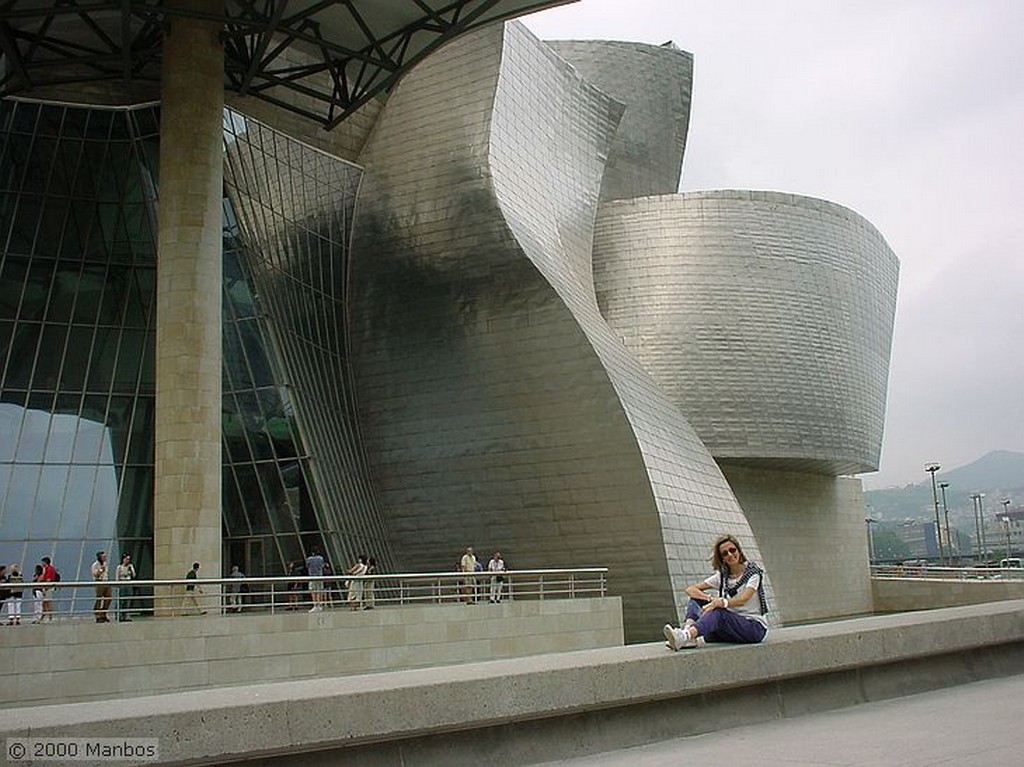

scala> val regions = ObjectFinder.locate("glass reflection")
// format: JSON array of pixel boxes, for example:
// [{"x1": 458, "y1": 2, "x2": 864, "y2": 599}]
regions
[
  {"x1": 0, "y1": 101, "x2": 156, "y2": 580},
  {"x1": 1, "y1": 98, "x2": 366, "y2": 586}
]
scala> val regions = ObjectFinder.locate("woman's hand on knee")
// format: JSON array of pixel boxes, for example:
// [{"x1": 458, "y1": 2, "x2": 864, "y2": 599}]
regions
[{"x1": 701, "y1": 596, "x2": 727, "y2": 613}]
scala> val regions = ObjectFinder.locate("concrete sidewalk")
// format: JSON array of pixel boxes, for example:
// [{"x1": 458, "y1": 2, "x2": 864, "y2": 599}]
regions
[{"x1": 534, "y1": 672, "x2": 1024, "y2": 766}]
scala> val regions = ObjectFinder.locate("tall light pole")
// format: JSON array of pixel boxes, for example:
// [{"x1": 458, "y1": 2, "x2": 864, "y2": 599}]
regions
[
  {"x1": 970, "y1": 493, "x2": 987, "y2": 561},
  {"x1": 970, "y1": 493, "x2": 983, "y2": 562},
  {"x1": 939, "y1": 482, "x2": 952, "y2": 563},
  {"x1": 978, "y1": 493, "x2": 988, "y2": 562},
  {"x1": 925, "y1": 462, "x2": 944, "y2": 565},
  {"x1": 865, "y1": 516, "x2": 878, "y2": 564},
  {"x1": 1003, "y1": 499, "x2": 1012, "y2": 560}
]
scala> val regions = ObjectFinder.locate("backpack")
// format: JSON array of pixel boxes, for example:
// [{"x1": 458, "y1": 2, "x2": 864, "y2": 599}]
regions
[{"x1": 54, "y1": 570, "x2": 61, "y2": 582}]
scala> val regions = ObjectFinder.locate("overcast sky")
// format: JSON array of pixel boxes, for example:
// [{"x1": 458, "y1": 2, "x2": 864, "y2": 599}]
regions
[{"x1": 523, "y1": 0, "x2": 1024, "y2": 489}]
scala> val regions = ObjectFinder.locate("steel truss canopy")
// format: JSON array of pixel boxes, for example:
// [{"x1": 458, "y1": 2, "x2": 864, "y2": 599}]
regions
[{"x1": 0, "y1": 0, "x2": 571, "y2": 129}]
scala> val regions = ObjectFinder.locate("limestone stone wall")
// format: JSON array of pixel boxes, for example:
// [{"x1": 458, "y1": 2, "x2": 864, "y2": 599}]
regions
[
  {"x1": 873, "y1": 578, "x2": 1024, "y2": 612},
  {"x1": 721, "y1": 465, "x2": 873, "y2": 623},
  {"x1": 0, "y1": 598, "x2": 622, "y2": 708}
]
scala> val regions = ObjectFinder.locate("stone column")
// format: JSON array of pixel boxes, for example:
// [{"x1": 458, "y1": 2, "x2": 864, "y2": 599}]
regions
[{"x1": 153, "y1": 0, "x2": 224, "y2": 614}]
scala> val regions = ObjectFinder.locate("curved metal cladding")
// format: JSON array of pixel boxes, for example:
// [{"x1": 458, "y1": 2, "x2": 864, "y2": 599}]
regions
[
  {"x1": 222, "y1": 112, "x2": 395, "y2": 571},
  {"x1": 592, "y1": 190, "x2": 900, "y2": 476},
  {"x1": 350, "y1": 22, "x2": 764, "y2": 639},
  {"x1": 545, "y1": 40, "x2": 693, "y2": 203}
]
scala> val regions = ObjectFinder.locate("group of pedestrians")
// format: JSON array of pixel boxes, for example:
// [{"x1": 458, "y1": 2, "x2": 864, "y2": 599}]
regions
[
  {"x1": 1, "y1": 554, "x2": 112, "y2": 624},
  {"x1": 458, "y1": 547, "x2": 507, "y2": 604},
  {"x1": 0, "y1": 551, "x2": 144, "y2": 624},
  {"x1": 287, "y1": 550, "x2": 379, "y2": 613},
  {"x1": 0, "y1": 563, "x2": 24, "y2": 624},
  {"x1": 1, "y1": 556, "x2": 61, "y2": 624},
  {"x1": 89, "y1": 551, "x2": 138, "y2": 622},
  {"x1": 341, "y1": 553, "x2": 379, "y2": 611}
]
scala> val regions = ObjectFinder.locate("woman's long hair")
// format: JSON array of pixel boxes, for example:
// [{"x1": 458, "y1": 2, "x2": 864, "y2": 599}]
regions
[{"x1": 710, "y1": 534, "x2": 747, "y2": 572}]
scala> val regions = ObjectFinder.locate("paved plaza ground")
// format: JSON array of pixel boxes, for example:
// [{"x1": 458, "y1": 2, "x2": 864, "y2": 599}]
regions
[{"x1": 534, "y1": 672, "x2": 1024, "y2": 766}]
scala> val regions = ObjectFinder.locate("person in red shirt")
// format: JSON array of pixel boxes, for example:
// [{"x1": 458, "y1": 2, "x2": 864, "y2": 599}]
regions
[{"x1": 40, "y1": 556, "x2": 57, "y2": 622}]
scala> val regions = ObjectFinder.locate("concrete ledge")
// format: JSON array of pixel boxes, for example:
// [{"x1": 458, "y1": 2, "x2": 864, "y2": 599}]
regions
[
  {"x1": 873, "y1": 576, "x2": 1024, "y2": 612},
  {"x1": 0, "y1": 598, "x2": 623, "y2": 708},
  {"x1": 4, "y1": 600, "x2": 1024, "y2": 766}
]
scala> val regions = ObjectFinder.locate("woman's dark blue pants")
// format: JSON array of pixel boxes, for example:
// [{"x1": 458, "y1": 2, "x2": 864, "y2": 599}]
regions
[{"x1": 685, "y1": 598, "x2": 767, "y2": 644}]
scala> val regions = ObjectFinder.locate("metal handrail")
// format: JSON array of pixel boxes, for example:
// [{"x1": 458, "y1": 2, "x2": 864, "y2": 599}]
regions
[
  {"x1": 870, "y1": 564, "x2": 1024, "y2": 581},
  {"x1": 9, "y1": 567, "x2": 609, "y2": 622}
]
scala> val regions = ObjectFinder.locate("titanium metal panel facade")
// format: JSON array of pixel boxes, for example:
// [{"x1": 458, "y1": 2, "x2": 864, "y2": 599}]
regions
[
  {"x1": 593, "y1": 191, "x2": 899, "y2": 475},
  {"x1": 350, "y1": 23, "x2": 766, "y2": 639},
  {"x1": 546, "y1": 40, "x2": 692, "y2": 202}
]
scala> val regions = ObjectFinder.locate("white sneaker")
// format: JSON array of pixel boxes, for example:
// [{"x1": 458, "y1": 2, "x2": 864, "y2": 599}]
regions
[{"x1": 663, "y1": 623, "x2": 698, "y2": 650}]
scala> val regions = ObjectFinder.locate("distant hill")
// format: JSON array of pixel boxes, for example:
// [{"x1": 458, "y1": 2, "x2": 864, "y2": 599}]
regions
[
  {"x1": 864, "y1": 450, "x2": 1024, "y2": 521},
  {"x1": 939, "y1": 450, "x2": 1024, "y2": 491}
]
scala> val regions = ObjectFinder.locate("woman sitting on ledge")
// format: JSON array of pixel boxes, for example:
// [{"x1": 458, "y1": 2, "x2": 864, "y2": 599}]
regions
[{"x1": 663, "y1": 534, "x2": 769, "y2": 650}]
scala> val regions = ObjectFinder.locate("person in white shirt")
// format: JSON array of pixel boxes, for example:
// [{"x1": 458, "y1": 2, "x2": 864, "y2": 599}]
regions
[
  {"x1": 91, "y1": 551, "x2": 111, "y2": 623},
  {"x1": 114, "y1": 553, "x2": 135, "y2": 622},
  {"x1": 226, "y1": 564, "x2": 246, "y2": 613},
  {"x1": 487, "y1": 551, "x2": 506, "y2": 603},
  {"x1": 459, "y1": 546, "x2": 477, "y2": 603},
  {"x1": 663, "y1": 534, "x2": 769, "y2": 650},
  {"x1": 346, "y1": 555, "x2": 368, "y2": 611}
]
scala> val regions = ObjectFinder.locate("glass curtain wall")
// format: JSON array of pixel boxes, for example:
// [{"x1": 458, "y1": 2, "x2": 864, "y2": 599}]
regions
[
  {"x1": 222, "y1": 110, "x2": 394, "y2": 577},
  {"x1": 0, "y1": 101, "x2": 160, "y2": 588},
  {"x1": 222, "y1": 201, "x2": 324, "y2": 577},
  {"x1": 1, "y1": 100, "x2": 391, "y2": 593}
]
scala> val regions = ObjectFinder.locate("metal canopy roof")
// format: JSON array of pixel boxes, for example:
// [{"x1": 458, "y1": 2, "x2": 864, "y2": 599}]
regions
[{"x1": 0, "y1": 0, "x2": 571, "y2": 129}]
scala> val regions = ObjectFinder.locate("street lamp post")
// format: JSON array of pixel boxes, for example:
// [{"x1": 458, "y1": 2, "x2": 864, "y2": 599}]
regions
[
  {"x1": 925, "y1": 463, "x2": 944, "y2": 565},
  {"x1": 939, "y1": 482, "x2": 952, "y2": 563},
  {"x1": 1003, "y1": 500, "x2": 1012, "y2": 560},
  {"x1": 865, "y1": 516, "x2": 878, "y2": 563},
  {"x1": 978, "y1": 493, "x2": 988, "y2": 562},
  {"x1": 970, "y1": 493, "x2": 978, "y2": 561}
]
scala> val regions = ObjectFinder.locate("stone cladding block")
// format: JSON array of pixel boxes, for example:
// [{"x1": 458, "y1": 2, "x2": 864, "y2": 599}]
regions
[
  {"x1": 721, "y1": 465, "x2": 873, "y2": 622},
  {"x1": 153, "y1": 3, "x2": 225, "y2": 587}
]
